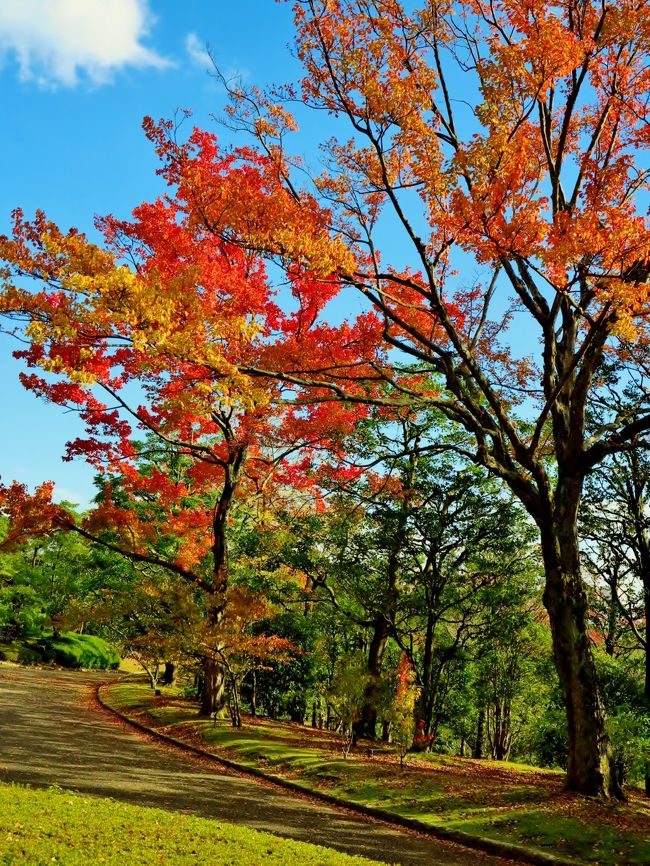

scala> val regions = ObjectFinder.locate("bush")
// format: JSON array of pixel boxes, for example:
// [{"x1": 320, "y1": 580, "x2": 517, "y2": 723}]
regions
[
  {"x1": 16, "y1": 644, "x2": 44, "y2": 665},
  {"x1": 43, "y1": 632, "x2": 120, "y2": 669}
]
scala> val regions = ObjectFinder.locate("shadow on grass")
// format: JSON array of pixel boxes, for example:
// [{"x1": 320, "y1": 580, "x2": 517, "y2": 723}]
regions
[{"x1": 106, "y1": 678, "x2": 650, "y2": 866}]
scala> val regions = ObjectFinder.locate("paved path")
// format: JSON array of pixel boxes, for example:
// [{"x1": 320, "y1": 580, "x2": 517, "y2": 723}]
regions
[{"x1": 0, "y1": 666, "x2": 515, "y2": 866}]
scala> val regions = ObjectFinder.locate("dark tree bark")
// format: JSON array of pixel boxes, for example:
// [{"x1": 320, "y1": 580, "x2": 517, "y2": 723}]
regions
[
  {"x1": 198, "y1": 432, "x2": 247, "y2": 718},
  {"x1": 488, "y1": 700, "x2": 512, "y2": 761},
  {"x1": 539, "y1": 476, "x2": 622, "y2": 798},
  {"x1": 161, "y1": 661, "x2": 176, "y2": 686},
  {"x1": 200, "y1": 656, "x2": 226, "y2": 716},
  {"x1": 417, "y1": 609, "x2": 435, "y2": 733},
  {"x1": 354, "y1": 615, "x2": 389, "y2": 739},
  {"x1": 474, "y1": 708, "x2": 485, "y2": 760}
]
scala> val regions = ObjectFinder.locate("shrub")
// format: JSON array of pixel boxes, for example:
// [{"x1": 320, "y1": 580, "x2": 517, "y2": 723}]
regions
[
  {"x1": 16, "y1": 643, "x2": 43, "y2": 666},
  {"x1": 43, "y1": 632, "x2": 120, "y2": 669}
]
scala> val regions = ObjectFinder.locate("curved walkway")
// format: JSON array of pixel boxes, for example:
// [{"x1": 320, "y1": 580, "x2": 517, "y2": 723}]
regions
[{"x1": 0, "y1": 666, "x2": 513, "y2": 866}]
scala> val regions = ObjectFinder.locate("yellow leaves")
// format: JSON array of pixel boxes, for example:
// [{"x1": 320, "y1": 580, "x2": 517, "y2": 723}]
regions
[
  {"x1": 253, "y1": 102, "x2": 299, "y2": 138},
  {"x1": 24, "y1": 319, "x2": 45, "y2": 341},
  {"x1": 271, "y1": 220, "x2": 355, "y2": 278},
  {"x1": 39, "y1": 355, "x2": 96, "y2": 386}
]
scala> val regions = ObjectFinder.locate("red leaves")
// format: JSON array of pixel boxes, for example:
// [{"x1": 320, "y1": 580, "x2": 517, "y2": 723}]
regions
[{"x1": 0, "y1": 481, "x2": 68, "y2": 547}]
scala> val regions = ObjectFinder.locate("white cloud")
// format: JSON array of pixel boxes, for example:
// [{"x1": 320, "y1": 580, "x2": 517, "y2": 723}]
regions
[
  {"x1": 53, "y1": 486, "x2": 84, "y2": 506},
  {"x1": 0, "y1": 0, "x2": 170, "y2": 88},
  {"x1": 185, "y1": 32, "x2": 212, "y2": 70}
]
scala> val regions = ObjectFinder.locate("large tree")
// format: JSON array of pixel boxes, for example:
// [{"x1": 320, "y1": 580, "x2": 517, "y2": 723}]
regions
[
  {"x1": 141, "y1": 0, "x2": 648, "y2": 796},
  {"x1": 0, "y1": 161, "x2": 376, "y2": 713}
]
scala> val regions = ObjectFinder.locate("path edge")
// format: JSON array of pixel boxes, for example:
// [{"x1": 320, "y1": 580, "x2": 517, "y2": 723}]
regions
[{"x1": 97, "y1": 682, "x2": 583, "y2": 866}]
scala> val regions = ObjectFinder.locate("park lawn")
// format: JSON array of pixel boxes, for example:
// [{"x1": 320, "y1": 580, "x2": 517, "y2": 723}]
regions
[
  {"x1": 106, "y1": 679, "x2": 650, "y2": 866},
  {"x1": 0, "y1": 782, "x2": 383, "y2": 866}
]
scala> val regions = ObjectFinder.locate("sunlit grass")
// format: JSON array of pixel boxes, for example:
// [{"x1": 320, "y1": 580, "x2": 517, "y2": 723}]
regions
[
  {"x1": 106, "y1": 680, "x2": 650, "y2": 866},
  {"x1": 0, "y1": 782, "x2": 383, "y2": 866}
]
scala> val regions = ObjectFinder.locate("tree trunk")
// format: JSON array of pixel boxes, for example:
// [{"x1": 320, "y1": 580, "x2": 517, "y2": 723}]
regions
[
  {"x1": 354, "y1": 616, "x2": 389, "y2": 740},
  {"x1": 161, "y1": 661, "x2": 176, "y2": 686},
  {"x1": 416, "y1": 609, "x2": 435, "y2": 732},
  {"x1": 604, "y1": 570, "x2": 619, "y2": 657},
  {"x1": 540, "y1": 503, "x2": 621, "y2": 798},
  {"x1": 197, "y1": 437, "x2": 246, "y2": 719},
  {"x1": 199, "y1": 655, "x2": 226, "y2": 716},
  {"x1": 490, "y1": 700, "x2": 511, "y2": 761},
  {"x1": 229, "y1": 677, "x2": 242, "y2": 728},
  {"x1": 474, "y1": 708, "x2": 485, "y2": 759},
  {"x1": 146, "y1": 662, "x2": 159, "y2": 691}
]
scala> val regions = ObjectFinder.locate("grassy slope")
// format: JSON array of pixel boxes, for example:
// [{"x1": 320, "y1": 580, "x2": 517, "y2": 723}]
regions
[
  {"x1": 0, "y1": 782, "x2": 382, "y2": 866},
  {"x1": 0, "y1": 632, "x2": 119, "y2": 669},
  {"x1": 47, "y1": 632, "x2": 120, "y2": 669},
  {"x1": 107, "y1": 681, "x2": 650, "y2": 866}
]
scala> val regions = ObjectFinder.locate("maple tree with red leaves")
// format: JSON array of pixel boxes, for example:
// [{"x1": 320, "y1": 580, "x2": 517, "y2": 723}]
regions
[{"x1": 0, "y1": 140, "x2": 382, "y2": 714}]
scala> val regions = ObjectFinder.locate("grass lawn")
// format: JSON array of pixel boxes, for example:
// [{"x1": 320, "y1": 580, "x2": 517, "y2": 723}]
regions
[
  {"x1": 106, "y1": 680, "x2": 650, "y2": 866},
  {"x1": 0, "y1": 782, "x2": 383, "y2": 866}
]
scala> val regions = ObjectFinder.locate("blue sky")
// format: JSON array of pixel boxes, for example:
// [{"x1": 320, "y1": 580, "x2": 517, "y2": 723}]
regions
[
  {"x1": 0, "y1": 1, "x2": 536, "y2": 510},
  {"x1": 0, "y1": 0, "x2": 304, "y2": 506}
]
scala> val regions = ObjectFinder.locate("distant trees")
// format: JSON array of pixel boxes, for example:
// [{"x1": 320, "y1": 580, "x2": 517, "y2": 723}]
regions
[
  {"x1": 582, "y1": 452, "x2": 650, "y2": 794},
  {"x1": 0, "y1": 516, "x2": 97, "y2": 643}
]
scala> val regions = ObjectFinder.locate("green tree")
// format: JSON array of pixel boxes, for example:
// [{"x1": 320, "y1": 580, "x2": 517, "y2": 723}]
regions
[{"x1": 582, "y1": 451, "x2": 650, "y2": 794}]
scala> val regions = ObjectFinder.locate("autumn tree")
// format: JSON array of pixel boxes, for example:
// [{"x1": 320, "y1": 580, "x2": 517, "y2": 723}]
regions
[
  {"x1": 0, "y1": 137, "x2": 379, "y2": 713},
  {"x1": 153, "y1": 0, "x2": 649, "y2": 796}
]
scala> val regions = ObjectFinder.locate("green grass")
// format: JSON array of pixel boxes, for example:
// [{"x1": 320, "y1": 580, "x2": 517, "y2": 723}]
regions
[
  {"x1": 106, "y1": 679, "x2": 650, "y2": 866},
  {"x1": 0, "y1": 782, "x2": 383, "y2": 866}
]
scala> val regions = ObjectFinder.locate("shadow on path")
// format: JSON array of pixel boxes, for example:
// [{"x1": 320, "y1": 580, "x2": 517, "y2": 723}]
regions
[{"x1": 0, "y1": 666, "x2": 511, "y2": 866}]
